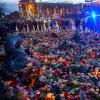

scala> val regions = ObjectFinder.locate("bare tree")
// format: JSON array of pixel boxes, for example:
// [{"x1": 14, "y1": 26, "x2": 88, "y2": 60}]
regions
[{"x1": 0, "y1": 2, "x2": 5, "y2": 18}]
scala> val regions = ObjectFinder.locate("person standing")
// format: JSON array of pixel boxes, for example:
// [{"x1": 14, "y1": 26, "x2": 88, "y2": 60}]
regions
[
  {"x1": 75, "y1": 18, "x2": 81, "y2": 30},
  {"x1": 82, "y1": 19, "x2": 86, "y2": 31},
  {"x1": 43, "y1": 19, "x2": 46, "y2": 31},
  {"x1": 58, "y1": 19, "x2": 62, "y2": 31},
  {"x1": 28, "y1": 20, "x2": 33, "y2": 33},
  {"x1": 34, "y1": 20, "x2": 37, "y2": 32}
]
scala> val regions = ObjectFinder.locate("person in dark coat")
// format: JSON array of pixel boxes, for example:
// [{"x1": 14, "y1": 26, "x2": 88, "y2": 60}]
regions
[
  {"x1": 0, "y1": 22, "x2": 7, "y2": 41},
  {"x1": 4, "y1": 33, "x2": 29, "y2": 72},
  {"x1": 82, "y1": 19, "x2": 86, "y2": 31},
  {"x1": 75, "y1": 19, "x2": 81, "y2": 30},
  {"x1": 4, "y1": 33, "x2": 25, "y2": 55},
  {"x1": 33, "y1": 20, "x2": 37, "y2": 31}
]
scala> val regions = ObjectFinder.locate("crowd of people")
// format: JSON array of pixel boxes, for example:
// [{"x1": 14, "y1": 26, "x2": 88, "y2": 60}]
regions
[
  {"x1": 0, "y1": 17, "x2": 100, "y2": 100},
  {"x1": 1, "y1": 16, "x2": 100, "y2": 41}
]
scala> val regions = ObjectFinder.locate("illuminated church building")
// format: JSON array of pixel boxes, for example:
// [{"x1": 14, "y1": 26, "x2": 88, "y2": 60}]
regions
[{"x1": 18, "y1": 0, "x2": 81, "y2": 18}]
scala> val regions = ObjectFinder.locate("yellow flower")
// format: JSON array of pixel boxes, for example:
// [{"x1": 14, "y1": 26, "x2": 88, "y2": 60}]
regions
[
  {"x1": 72, "y1": 81, "x2": 77, "y2": 85},
  {"x1": 46, "y1": 92, "x2": 55, "y2": 100}
]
